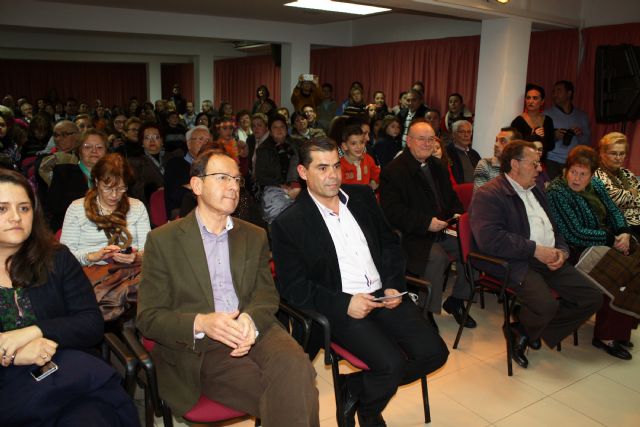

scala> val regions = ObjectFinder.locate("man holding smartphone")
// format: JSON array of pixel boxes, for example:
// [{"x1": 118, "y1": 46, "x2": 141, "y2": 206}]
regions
[{"x1": 272, "y1": 139, "x2": 448, "y2": 427}]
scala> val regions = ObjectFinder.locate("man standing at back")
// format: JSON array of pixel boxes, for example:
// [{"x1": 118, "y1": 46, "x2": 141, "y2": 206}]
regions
[
  {"x1": 271, "y1": 139, "x2": 448, "y2": 427},
  {"x1": 138, "y1": 150, "x2": 319, "y2": 427}
]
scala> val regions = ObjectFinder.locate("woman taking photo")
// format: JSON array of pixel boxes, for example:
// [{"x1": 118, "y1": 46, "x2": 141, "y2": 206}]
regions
[
  {"x1": 0, "y1": 169, "x2": 138, "y2": 426},
  {"x1": 547, "y1": 146, "x2": 638, "y2": 360},
  {"x1": 60, "y1": 153, "x2": 150, "y2": 266},
  {"x1": 511, "y1": 84, "x2": 555, "y2": 154},
  {"x1": 594, "y1": 132, "x2": 640, "y2": 236}
]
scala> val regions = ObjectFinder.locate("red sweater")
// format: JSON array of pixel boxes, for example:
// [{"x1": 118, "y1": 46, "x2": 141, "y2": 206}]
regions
[{"x1": 340, "y1": 154, "x2": 380, "y2": 186}]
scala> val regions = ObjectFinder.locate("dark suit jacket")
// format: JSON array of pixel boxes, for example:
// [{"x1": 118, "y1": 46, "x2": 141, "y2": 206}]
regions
[
  {"x1": 136, "y1": 211, "x2": 280, "y2": 416},
  {"x1": 163, "y1": 154, "x2": 190, "y2": 219},
  {"x1": 446, "y1": 143, "x2": 481, "y2": 184},
  {"x1": 270, "y1": 185, "x2": 406, "y2": 324},
  {"x1": 397, "y1": 105, "x2": 428, "y2": 134},
  {"x1": 46, "y1": 164, "x2": 89, "y2": 232},
  {"x1": 379, "y1": 149, "x2": 464, "y2": 275},
  {"x1": 469, "y1": 174, "x2": 569, "y2": 284}
]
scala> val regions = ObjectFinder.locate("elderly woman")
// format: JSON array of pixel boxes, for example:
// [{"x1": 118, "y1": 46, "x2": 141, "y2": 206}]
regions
[
  {"x1": 60, "y1": 153, "x2": 150, "y2": 266},
  {"x1": 0, "y1": 169, "x2": 139, "y2": 426},
  {"x1": 128, "y1": 123, "x2": 172, "y2": 208},
  {"x1": 594, "y1": 132, "x2": 640, "y2": 237},
  {"x1": 47, "y1": 129, "x2": 108, "y2": 231},
  {"x1": 547, "y1": 146, "x2": 638, "y2": 360},
  {"x1": 511, "y1": 84, "x2": 555, "y2": 154}
]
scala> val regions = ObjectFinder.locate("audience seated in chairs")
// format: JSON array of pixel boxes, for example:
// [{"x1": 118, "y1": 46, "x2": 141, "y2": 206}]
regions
[
  {"x1": 473, "y1": 127, "x2": 521, "y2": 191},
  {"x1": 470, "y1": 140, "x2": 602, "y2": 369},
  {"x1": 47, "y1": 128, "x2": 107, "y2": 231},
  {"x1": 0, "y1": 169, "x2": 139, "y2": 427},
  {"x1": 272, "y1": 139, "x2": 448, "y2": 427},
  {"x1": 546, "y1": 145, "x2": 639, "y2": 360},
  {"x1": 137, "y1": 149, "x2": 319, "y2": 427}
]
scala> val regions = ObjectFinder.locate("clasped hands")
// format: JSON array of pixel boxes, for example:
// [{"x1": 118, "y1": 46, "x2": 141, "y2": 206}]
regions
[
  {"x1": 87, "y1": 245, "x2": 137, "y2": 264},
  {"x1": 347, "y1": 289, "x2": 403, "y2": 319},
  {"x1": 0, "y1": 326, "x2": 58, "y2": 368},
  {"x1": 614, "y1": 233, "x2": 631, "y2": 255},
  {"x1": 195, "y1": 311, "x2": 256, "y2": 357},
  {"x1": 534, "y1": 245, "x2": 567, "y2": 271}
]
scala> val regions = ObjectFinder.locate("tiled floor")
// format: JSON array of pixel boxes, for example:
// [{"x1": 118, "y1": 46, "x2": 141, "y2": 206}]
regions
[{"x1": 150, "y1": 289, "x2": 640, "y2": 427}]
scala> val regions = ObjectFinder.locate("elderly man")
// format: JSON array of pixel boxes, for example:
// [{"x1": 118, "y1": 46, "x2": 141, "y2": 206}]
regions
[
  {"x1": 272, "y1": 139, "x2": 447, "y2": 427},
  {"x1": 38, "y1": 120, "x2": 79, "y2": 187},
  {"x1": 473, "y1": 127, "x2": 521, "y2": 191},
  {"x1": 380, "y1": 121, "x2": 475, "y2": 329},
  {"x1": 164, "y1": 125, "x2": 212, "y2": 219},
  {"x1": 138, "y1": 150, "x2": 319, "y2": 426},
  {"x1": 470, "y1": 140, "x2": 602, "y2": 368},
  {"x1": 446, "y1": 120, "x2": 480, "y2": 184}
]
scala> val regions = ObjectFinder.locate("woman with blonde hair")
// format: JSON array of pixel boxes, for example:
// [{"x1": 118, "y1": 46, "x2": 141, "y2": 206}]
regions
[{"x1": 594, "y1": 132, "x2": 640, "y2": 236}]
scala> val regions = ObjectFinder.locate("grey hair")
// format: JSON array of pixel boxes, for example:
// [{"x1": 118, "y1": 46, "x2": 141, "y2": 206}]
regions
[
  {"x1": 186, "y1": 125, "x2": 211, "y2": 141},
  {"x1": 452, "y1": 120, "x2": 473, "y2": 133}
]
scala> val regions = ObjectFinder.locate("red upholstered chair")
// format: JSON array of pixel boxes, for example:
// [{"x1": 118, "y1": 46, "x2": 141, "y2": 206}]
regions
[
  {"x1": 55, "y1": 229, "x2": 62, "y2": 242},
  {"x1": 453, "y1": 182, "x2": 474, "y2": 212},
  {"x1": 452, "y1": 213, "x2": 577, "y2": 376},
  {"x1": 149, "y1": 189, "x2": 168, "y2": 228},
  {"x1": 122, "y1": 329, "x2": 257, "y2": 427},
  {"x1": 298, "y1": 276, "x2": 433, "y2": 426}
]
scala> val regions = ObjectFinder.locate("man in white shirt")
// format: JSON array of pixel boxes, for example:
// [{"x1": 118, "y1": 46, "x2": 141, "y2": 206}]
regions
[
  {"x1": 271, "y1": 139, "x2": 448, "y2": 427},
  {"x1": 470, "y1": 140, "x2": 602, "y2": 369}
]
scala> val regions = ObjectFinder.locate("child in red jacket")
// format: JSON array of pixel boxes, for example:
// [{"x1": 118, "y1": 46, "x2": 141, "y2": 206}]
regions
[{"x1": 340, "y1": 125, "x2": 380, "y2": 191}]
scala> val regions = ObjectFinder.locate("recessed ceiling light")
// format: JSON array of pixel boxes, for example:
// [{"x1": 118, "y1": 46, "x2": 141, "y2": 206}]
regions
[{"x1": 284, "y1": 1, "x2": 391, "y2": 16}]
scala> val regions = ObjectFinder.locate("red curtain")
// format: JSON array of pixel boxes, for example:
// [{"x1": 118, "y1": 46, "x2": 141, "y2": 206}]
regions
[
  {"x1": 161, "y1": 63, "x2": 194, "y2": 102},
  {"x1": 575, "y1": 23, "x2": 640, "y2": 173},
  {"x1": 311, "y1": 36, "x2": 481, "y2": 115},
  {"x1": 527, "y1": 29, "x2": 579, "y2": 101},
  {"x1": 214, "y1": 55, "x2": 281, "y2": 113},
  {"x1": 0, "y1": 59, "x2": 146, "y2": 108}
]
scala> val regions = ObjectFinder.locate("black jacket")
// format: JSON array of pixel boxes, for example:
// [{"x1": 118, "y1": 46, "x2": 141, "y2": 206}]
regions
[{"x1": 446, "y1": 142, "x2": 481, "y2": 184}]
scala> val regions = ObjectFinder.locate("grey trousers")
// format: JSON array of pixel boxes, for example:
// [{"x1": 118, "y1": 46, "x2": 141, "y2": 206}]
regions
[{"x1": 421, "y1": 234, "x2": 473, "y2": 314}]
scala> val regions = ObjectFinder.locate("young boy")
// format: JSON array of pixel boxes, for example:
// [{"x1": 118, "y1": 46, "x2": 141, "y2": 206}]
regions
[{"x1": 340, "y1": 125, "x2": 380, "y2": 190}]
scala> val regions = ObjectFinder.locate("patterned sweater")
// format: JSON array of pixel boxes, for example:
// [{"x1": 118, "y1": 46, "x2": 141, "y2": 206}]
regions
[
  {"x1": 594, "y1": 167, "x2": 640, "y2": 226},
  {"x1": 546, "y1": 175, "x2": 629, "y2": 250}
]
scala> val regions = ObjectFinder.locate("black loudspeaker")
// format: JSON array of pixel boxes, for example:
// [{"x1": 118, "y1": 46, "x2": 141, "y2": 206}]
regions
[
  {"x1": 271, "y1": 44, "x2": 281, "y2": 67},
  {"x1": 595, "y1": 44, "x2": 640, "y2": 123}
]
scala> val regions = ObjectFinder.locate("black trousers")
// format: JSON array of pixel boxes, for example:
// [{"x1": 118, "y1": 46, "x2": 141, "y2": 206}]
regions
[
  {"x1": 513, "y1": 260, "x2": 602, "y2": 348},
  {"x1": 329, "y1": 298, "x2": 449, "y2": 417}
]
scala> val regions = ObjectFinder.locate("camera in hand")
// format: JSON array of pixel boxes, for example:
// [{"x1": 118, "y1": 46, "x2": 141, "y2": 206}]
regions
[{"x1": 562, "y1": 128, "x2": 576, "y2": 145}]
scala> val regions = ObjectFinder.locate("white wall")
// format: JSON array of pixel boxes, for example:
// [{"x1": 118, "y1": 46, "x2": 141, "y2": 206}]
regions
[{"x1": 580, "y1": 0, "x2": 640, "y2": 28}]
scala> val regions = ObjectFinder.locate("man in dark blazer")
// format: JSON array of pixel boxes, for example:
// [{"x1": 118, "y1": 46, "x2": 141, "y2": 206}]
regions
[
  {"x1": 446, "y1": 120, "x2": 481, "y2": 184},
  {"x1": 380, "y1": 121, "x2": 475, "y2": 328},
  {"x1": 137, "y1": 150, "x2": 319, "y2": 426},
  {"x1": 470, "y1": 140, "x2": 601, "y2": 368},
  {"x1": 397, "y1": 89, "x2": 428, "y2": 147},
  {"x1": 271, "y1": 139, "x2": 448, "y2": 427}
]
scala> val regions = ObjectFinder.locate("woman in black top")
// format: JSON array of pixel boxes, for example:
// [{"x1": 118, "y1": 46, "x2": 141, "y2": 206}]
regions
[{"x1": 511, "y1": 84, "x2": 555, "y2": 154}]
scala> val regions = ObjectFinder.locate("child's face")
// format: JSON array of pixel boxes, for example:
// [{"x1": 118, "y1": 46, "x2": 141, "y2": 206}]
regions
[{"x1": 342, "y1": 135, "x2": 366, "y2": 160}]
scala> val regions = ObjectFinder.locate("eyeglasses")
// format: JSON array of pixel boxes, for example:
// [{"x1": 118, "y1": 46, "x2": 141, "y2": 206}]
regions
[
  {"x1": 144, "y1": 135, "x2": 161, "y2": 141},
  {"x1": 199, "y1": 172, "x2": 245, "y2": 187},
  {"x1": 219, "y1": 126, "x2": 233, "y2": 130},
  {"x1": 127, "y1": 127, "x2": 140, "y2": 132},
  {"x1": 114, "y1": 120, "x2": 126, "y2": 125},
  {"x1": 99, "y1": 185, "x2": 128, "y2": 195},
  {"x1": 190, "y1": 136, "x2": 211, "y2": 143},
  {"x1": 516, "y1": 159, "x2": 541, "y2": 168},
  {"x1": 456, "y1": 130, "x2": 472, "y2": 135},
  {"x1": 567, "y1": 168, "x2": 590, "y2": 179},
  {"x1": 53, "y1": 131, "x2": 77, "y2": 138},
  {"x1": 606, "y1": 151, "x2": 626, "y2": 158},
  {"x1": 82, "y1": 144, "x2": 106, "y2": 151}
]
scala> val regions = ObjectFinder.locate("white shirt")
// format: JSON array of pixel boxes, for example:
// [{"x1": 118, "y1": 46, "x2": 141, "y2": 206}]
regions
[
  {"x1": 505, "y1": 174, "x2": 556, "y2": 248},
  {"x1": 308, "y1": 189, "x2": 382, "y2": 295}
]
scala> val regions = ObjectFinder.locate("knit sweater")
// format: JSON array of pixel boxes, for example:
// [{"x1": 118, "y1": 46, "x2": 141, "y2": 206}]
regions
[{"x1": 546, "y1": 176, "x2": 629, "y2": 249}]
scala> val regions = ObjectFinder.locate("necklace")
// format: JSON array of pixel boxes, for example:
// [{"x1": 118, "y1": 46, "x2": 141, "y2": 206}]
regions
[{"x1": 96, "y1": 196, "x2": 113, "y2": 216}]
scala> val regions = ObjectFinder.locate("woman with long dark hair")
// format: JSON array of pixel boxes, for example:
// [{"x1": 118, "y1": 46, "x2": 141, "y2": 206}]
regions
[{"x1": 0, "y1": 169, "x2": 139, "y2": 426}]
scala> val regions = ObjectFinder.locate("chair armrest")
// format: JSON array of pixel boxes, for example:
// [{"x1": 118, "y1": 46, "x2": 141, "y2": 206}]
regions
[
  {"x1": 278, "y1": 299, "x2": 313, "y2": 350},
  {"x1": 405, "y1": 275, "x2": 431, "y2": 293},
  {"x1": 467, "y1": 252, "x2": 511, "y2": 298},
  {"x1": 296, "y1": 308, "x2": 332, "y2": 366},
  {"x1": 104, "y1": 332, "x2": 137, "y2": 397},
  {"x1": 122, "y1": 328, "x2": 163, "y2": 414}
]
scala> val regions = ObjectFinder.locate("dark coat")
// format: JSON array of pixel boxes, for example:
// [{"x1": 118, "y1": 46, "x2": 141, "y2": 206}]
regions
[
  {"x1": 379, "y1": 149, "x2": 463, "y2": 275},
  {"x1": 397, "y1": 105, "x2": 428, "y2": 134},
  {"x1": 446, "y1": 143, "x2": 481, "y2": 184},
  {"x1": 469, "y1": 174, "x2": 569, "y2": 284},
  {"x1": 271, "y1": 185, "x2": 406, "y2": 323},
  {"x1": 46, "y1": 164, "x2": 89, "y2": 232}
]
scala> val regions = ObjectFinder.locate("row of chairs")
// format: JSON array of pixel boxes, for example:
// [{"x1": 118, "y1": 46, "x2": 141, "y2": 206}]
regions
[{"x1": 104, "y1": 275, "x2": 434, "y2": 427}]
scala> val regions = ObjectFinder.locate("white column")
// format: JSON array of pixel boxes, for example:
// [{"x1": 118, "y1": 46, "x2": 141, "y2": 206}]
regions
[
  {"x1": 194, "y1": 53, "x2": 215, "y2": 109},
  {"x1": 280, "y1": 40, "x2": 310, "y2": 112},
  {"x1": 146, "y1": 60, "x2": 162, "y2": 103},
  {"x1": 473, "y1": 17, "x2": 532, "y2": 157}
]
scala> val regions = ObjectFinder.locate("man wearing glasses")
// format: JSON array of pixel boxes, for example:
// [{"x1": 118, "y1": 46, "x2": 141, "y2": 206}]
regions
[
  {"x1": 470, "y1": 140, "x2": 601, "y2": 369},
  {"x1": 446, "y1": 120, "x2": 480, "y2": 184},
  {"x1": 138, "y1": 150, "x2": 320, "y2": 427},
  {"x1": 380, "y1": 121, "x2": 474, "y2": 330}
]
